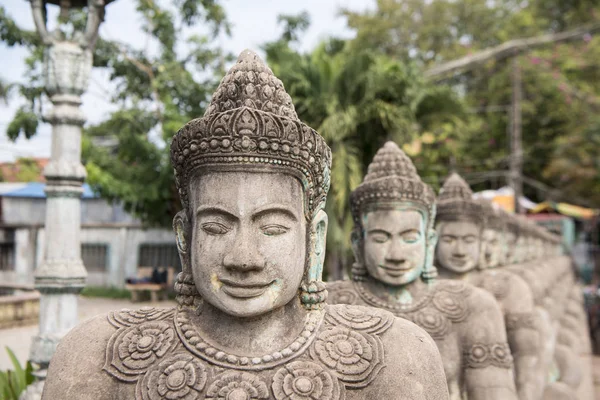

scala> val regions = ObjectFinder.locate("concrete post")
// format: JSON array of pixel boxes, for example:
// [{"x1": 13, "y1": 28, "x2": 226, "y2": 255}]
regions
[{"x1": 21, "y1": 2, "x2": 110, "y2": 398}]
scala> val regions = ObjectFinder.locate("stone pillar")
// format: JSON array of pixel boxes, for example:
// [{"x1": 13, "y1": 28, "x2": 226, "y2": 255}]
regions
[
  {"x1": 22, "y1": 3, "x2": 110, "y2": 397},
  {"x1": 28, "y1": 39, "x2": 91, "y2": 373}
]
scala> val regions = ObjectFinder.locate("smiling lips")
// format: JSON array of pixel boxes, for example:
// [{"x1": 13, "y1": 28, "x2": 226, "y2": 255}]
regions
[
  {"x1": 379, "y1": 264, "x2": 412, "y2": 277},
  {"x1": 219, "y1": 278, "x2": 274, "y2": 299}
]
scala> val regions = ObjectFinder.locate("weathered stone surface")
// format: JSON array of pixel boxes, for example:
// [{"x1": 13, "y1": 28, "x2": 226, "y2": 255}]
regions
[
  {"x1": 328, "y1": 142, "x2": 516, "y2": 400},
  {"x1": 434, "y1": 174, "x2": 542, "y2": 400},
  {"x1": 43, "y1": 50, "x2": 448, "y2": 400}
]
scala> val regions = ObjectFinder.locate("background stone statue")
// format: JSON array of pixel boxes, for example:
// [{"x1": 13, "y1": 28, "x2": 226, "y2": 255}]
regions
[
  {"x1": 434, "y1": 174, "x2": 543, "y2": 400},
  {"x1": 42, "y1": 50, "x2": 448, "y2": 400},
  {"x1": 328, "y1": 141, "x2": 517, "y2": 400}
]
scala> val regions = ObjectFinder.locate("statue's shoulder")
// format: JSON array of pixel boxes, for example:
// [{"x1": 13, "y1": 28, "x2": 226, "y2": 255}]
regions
[
  {"x1": 326, "y1": 279, "x2": 362, "y2": 305},
  {"x1": 322, "y1": 304, "x2": 449, "y2": 399},
  {"x1": 43, "y1": 306, "x2": 176, "y2": 399},
  {"x1": 478, "y1": 269, "x2": 534, "y2": 311}
]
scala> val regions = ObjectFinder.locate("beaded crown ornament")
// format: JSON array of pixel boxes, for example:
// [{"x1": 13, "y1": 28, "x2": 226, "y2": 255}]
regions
[
  {"x1": 436, "y1": 173, "x2": 483, "y2": 224},
  {"x1": 350, "y1": 141, "x2": 436, "y2": 224},
  {"x1": 171, "y1": 50, "x2": 332, "y2": 219},
  {"x1": 476, "y1": 199, "x2": 505, "y2": 231}
]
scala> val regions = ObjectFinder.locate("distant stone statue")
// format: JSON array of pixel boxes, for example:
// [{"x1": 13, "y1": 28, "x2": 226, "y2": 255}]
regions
[
  {"x1": 328, "y1": 142, "x2": 517, "y2": 400},
  {"x1": 42, "y1": 50, "x2": 448, "y2": 400},
  {"x1": 434, "y1": 174, "x2": 543, "y2": 400}
]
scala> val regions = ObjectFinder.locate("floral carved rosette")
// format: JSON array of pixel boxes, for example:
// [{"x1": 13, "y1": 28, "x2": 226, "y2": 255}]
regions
[
  {"x1": 103, "y1": 320, "x2": 178, "y2": 382},
  {"x1": 137, "y1": 353, "x2": 208, "y2": 400},
  {"x1": 464, "y1": 343, "x2": 513, "y2": 369},
  {"x1": 410, "y1": 307, "x2": 450, "y2": 341},
  {"x1": 272, "y1": 361, "x2": 343, "y2": 400},
  {"x1": 432, "y1": 290, "x2": 468, "y2": 323},
  {"x1": 327, "y1": 289, "x2": 358, "y2": 306},
  {"x1": 205, "y1": 371, "x2": 269, "y2": 399},
  {"x1": 108, "y1": 307, "x2": 175, "y2": 328},
  {"x1": 324, "y1": 305, "x2": 393, "y2": 335},
  {"x1": 437, "y1": 280, "x2": 471, "y2": 295},
  {"x1": 310, "y1": 326, "x2": 384, "y2": 388}
]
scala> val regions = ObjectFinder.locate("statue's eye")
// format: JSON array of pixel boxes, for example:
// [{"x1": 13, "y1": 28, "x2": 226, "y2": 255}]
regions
[
  {"x1": 201, "y1": 222, "x2": 230, "y2": 235},
  {"x1": 442, "y1": 236, "x2": 454, "y2": 243},
  {"x1": 402, "y1": 233, "x2": 421, "y2": 244},
  {"x1": 261, "y1": 225, "x2": 289, "y2": 236},
  {"x1": 371, "y1": 233, "x2": 389, "y2": 243},
  {"x1": 464, "y1": 236, "x2": 477, "y2": 244}
]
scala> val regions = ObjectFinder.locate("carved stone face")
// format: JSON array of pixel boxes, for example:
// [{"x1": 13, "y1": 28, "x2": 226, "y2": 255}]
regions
[
  {"x1": 436, "y1": 220, "x2": 481, "y2": 274},
  {"x1": 189, "y1": 171, "x2": 307, "y2": 318},
  {"x1": 361, "y1": 208, "x2": 426, "y2": 286},
  {"x1": 482, "y1": 228, "x2": 501, "y2": 268}
]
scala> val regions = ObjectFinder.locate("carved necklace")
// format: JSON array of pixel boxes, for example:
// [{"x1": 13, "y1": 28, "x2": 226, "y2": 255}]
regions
[
  {"x1": 353, "y1": 280, "x2": 434, "y2": 314},
  {"x1": 175, "y1": 306, "x2": 325, "y2": 370}
]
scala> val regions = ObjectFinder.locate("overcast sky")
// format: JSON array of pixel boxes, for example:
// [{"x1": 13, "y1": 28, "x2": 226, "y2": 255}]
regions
[{"x1": 0, "y1": 0, "x2": 372, "y2": 162}]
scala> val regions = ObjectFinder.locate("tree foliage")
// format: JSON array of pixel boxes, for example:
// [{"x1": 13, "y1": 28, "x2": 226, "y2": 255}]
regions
[
  {"x1": 1, "y1": 0, "x2": 231, "y2": 226},
  {"x1": 264, "y1": 21, "x2": 472, "y2": 276},
  {"x1": 344, "y1": 0, "x2": 600, "y2": 207}
]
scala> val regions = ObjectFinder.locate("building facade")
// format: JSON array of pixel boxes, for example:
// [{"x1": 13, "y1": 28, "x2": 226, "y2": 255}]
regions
[{"x1": 0, "y1": 183, "x2": 180, "y2": 287}]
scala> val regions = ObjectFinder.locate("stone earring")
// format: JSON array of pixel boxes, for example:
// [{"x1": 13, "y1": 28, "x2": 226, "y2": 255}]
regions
[
  {"x1": 350, "y1": 230, "x2": 368, "y2": 281},
  {"x1": 422, "y1": 228, "x2": 438, "y2": 284},
  {"x1": 300, "y1": 280, "x2": 328, "y2": 310},
  {"x1": 172, "y1": 211, "x2": 203, "y2": 314}
]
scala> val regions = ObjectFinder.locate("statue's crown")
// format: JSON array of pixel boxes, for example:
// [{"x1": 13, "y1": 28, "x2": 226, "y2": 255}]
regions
[
  {"x1": 171, "y1": 50, "x2": 331, "y2": 216},
  {"x1": 436, "y1": 173, "x2": 483, "y2": 223},
  {"x1": 476, "y1": 199, "x2": 505, "y2": 230},
  {"x1": 350, "y1": 141, "x2": 435, "y2": 224}
]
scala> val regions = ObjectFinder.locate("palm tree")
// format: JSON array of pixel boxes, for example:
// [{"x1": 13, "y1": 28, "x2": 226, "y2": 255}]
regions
[{"x1": 267, "y1": 40, "x2": 468, "y2": 279}]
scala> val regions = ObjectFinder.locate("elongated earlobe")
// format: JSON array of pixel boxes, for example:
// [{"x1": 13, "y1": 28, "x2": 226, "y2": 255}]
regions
[
  {"x1": 422, "y1": 228, "x2": 438, "y2": 283},
  {"x1": 301, "y1": 210, "x2": 328, "y2": 309},
  {"x1": 350, "y1": 228, "x2": 368, "y2": 281},
  {"x1": 173, "y1": 211, "x2": 202, "y2": 312}
]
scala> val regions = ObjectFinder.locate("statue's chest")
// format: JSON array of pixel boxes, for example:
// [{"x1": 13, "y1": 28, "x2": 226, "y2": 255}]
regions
[
  {"x1": 349, "y1": 281, "x2": 471, "y2": 387},
  {"x1": 102, "y1": 305, "x2": 393, "y2": 400}
]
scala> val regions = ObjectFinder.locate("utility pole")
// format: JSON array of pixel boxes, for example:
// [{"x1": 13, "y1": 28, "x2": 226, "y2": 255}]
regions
[{"x1": 510, "y1": 57, "x2": 524, "y2": 214}]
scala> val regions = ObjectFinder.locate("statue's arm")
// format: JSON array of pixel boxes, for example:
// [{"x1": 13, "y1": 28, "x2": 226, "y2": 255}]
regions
[
  {"x1": 506, "y1": 313, "x2": 540, "y2": 400},
  {"x1": 502, "y1": 275, "x2": 541, "y2": 400},
  {"x1": 42, "y1": 314, "x2": 117, "y2": 400},
  {"x1": 379, "y1": 319, "x2": 449, "y2": 400},
  {"x1": 463, "y1": 289, "x2": 518, "y2": 400}
]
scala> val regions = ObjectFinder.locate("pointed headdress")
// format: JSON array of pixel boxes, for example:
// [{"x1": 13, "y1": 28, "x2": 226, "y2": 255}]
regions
[
  {"x1": 476, "y1": 199, "x2": 505, "y2": 231},
  {"x1": 436, "y1": 173, "x2": 483, "y2": 224},
  {"x1": 171, "y1": 50, "x2": 332, "y2": 218},
  {"x1": 350, "y1": 141, "x2": 436, "y2": 225}
]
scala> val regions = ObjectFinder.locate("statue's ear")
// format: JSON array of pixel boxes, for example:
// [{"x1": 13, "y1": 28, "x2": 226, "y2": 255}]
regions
[
  {"x1": 426, "y1": 228, "x2": 438, "y2": 261},
  {"x1": 350, "y1": 229, "x2": 363, "y2": 265},
  {"x1": 307, "y1": 209, "x2": 328, "y2": 282},
  {"x1": 173, "y1": 211, "x2": 191, "y2": 273}
]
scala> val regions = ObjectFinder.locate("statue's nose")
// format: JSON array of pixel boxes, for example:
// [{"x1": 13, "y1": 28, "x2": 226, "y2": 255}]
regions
[{"x1": 222, "y1": 228, "x2": 264, "y2": 271}]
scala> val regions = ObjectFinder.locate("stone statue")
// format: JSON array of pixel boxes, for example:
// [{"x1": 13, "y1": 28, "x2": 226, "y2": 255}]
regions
[
  {"x1": 434, "y1": 174, "x2": 542, "y2": 400},
  {"x1": 42, "y1": 50, "x2": 449, "y2": 400},
  {"x1": 328, "y1": 142, "x2": 517, "y2": 400}
]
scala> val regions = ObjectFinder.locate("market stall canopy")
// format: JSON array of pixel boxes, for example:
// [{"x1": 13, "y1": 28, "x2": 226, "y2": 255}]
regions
[
  {"x1": 472, "y1": 186, "x2": 537, "y2": 213},
  {"x1": 530, "y1": 201, "x2": 599, "y2": 219}
]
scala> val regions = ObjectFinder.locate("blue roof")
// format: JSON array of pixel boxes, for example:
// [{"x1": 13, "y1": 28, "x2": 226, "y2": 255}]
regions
[{"x1": 1, "y1": 182, "x2": 98, "y2": 199}]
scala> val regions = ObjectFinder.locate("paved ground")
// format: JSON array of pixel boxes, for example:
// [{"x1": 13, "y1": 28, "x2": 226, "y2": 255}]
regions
[
  {"x1": 594, "y1": 356, "x2": 600, "y2": 396},
  {"x1": 0, "y1": 296, "x2": 175, "y2": 370}
]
